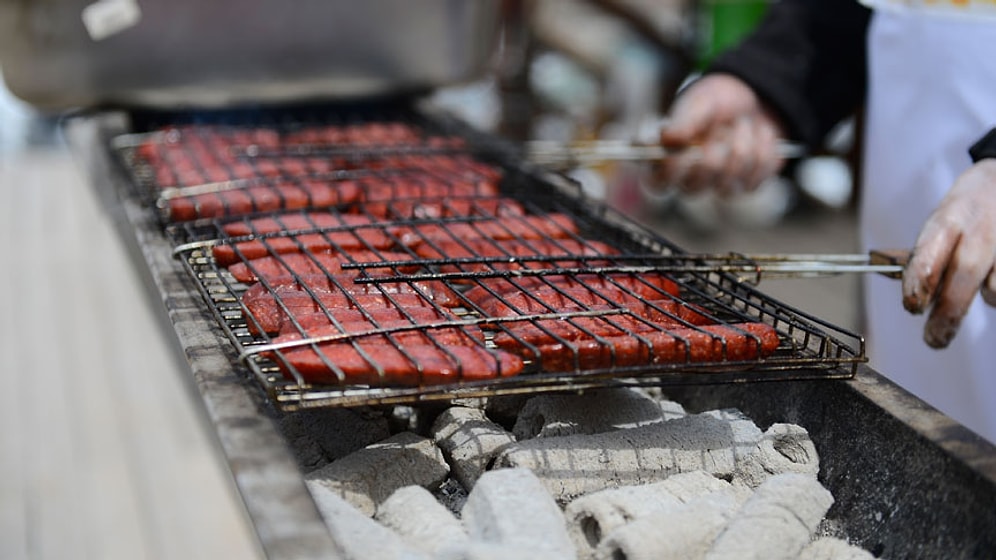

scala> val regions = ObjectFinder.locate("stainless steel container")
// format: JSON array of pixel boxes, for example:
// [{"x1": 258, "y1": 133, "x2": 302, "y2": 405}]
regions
[{"x1": 0, "y1": 0, "x2": 501, "y2": 110}]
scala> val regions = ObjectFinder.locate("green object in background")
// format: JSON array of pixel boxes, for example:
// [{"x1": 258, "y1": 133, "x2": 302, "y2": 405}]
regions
[{"x1": 698, "y1": 0, "x2": 769, "y2": 68}]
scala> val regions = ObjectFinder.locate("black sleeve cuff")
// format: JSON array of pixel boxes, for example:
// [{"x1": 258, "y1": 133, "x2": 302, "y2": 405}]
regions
[
  {"x1": 969, "y1": 127, "x2": 996, "y2": 163},
  {"x1": 703, "y1": 0, "x2": 871, "y2": 150}
]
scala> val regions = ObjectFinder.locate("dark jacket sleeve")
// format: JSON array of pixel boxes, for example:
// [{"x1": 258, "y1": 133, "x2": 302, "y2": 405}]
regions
[
  {"x1": 705, "y1": 0, "x2": 872, "y2": 149},
  {"x1": 969, "y1": 127, "x2": 996, "y2": 162}
]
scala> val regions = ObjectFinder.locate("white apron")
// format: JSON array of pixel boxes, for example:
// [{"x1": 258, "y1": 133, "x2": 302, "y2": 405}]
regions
[{"x1": 861, "y1": 2, "x2": 996, "y2": 443}]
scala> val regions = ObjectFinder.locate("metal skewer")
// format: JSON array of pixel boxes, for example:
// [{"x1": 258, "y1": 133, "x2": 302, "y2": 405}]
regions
[
  {"x1": 525, "y1": 139, "x2": 807, "y2": 167},
  {"x1": 343, "y1": 250, "x2": 910, "y2": 285}
]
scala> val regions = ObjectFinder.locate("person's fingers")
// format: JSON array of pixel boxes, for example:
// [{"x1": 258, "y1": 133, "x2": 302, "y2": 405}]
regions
[
  {"x1": 661, "y1": 90, "x2": 717, "y2": 147},
  {"x1": 904, "y1": 160, "x2": 996, "y2": 348},
  {"x1": 922, "y1": 235, "x2": 993, "y2": 348},
  {"x1": 682, "y1": 141, "x2": 730, "y2": 193},
  {"x1": 659, "y1": 125, "x2": 735, "y2": 194},
  {"x1": 657, "y1": 73, "x2": 791, "y2": 195},
  {"x1": 716, "y1": 117, "x2": 754, "y2": 195},
  {"x1": 661, "y1": 73, "x2": 759, "y2": 147},
  {"x1": 902, "y1": 214, "x2": 960, "y2": 314},
  {"x1": 747, "y1": 121, "x2": 784, "y2": 191},
  {"x1": 983, "y1": 265, "x2": 996, "y2": 307},
  {"x1": 655, "y1": 150, "x2": 696, "y2": 192},
  {"x1": 656, "y1": 83, "x2": 717, "y2": 192}
]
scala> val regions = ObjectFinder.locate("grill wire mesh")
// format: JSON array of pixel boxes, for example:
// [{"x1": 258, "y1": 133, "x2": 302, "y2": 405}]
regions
[{"x1": 113, "y1": 103, "x2": 864, "y2": 410}]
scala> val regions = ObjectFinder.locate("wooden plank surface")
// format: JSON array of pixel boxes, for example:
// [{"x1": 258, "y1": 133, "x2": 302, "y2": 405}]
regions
[{"x1": 0, "y1": 143, "x2": 262, "y2": 560}]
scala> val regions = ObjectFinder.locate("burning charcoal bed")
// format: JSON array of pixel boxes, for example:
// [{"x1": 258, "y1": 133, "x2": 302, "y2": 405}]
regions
[{"x1": 66, "y1": 105, "x2": 996, "y2": 560}]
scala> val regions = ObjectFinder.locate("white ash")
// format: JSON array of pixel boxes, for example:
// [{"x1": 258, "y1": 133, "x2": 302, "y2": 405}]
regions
[
  {"x1": 304, "y1": 431, "x2": 449, "y2": 516},
  {"x1": 375, "y1": 485, "x2": 468, "y2": 557},
  {"x1": 595, "y1": 492, "x2": 738, "y2": 560},
  {"x1": 564, "y1": 471, "x2": 746, "y2": 560},
  {"x1": 308, "y1": 489, "x2": 429, "y2": 560},
  {"x1": 705, "y1": 473, "x2": 835, "y2": 560},
  {"x1": 495, "y1": 408, "x2": 797, "y2": 503},
  {"x1": 457, "y1": 468, "x2": 576, "y2": 560},
  {"x1": 449, "y1": 397, "x2": 490, "y2": 410},
  {"x1": 512, "y1": 388, "x2": 668, "y2": 440},
  {"x1": 798, "y1": 537, "x2": 879, "y2": 560},
  {"x1": 386, "y1": 405, "x2": 418, "y2": 433},
  {"x1": 431, "y1": 406, "x2": 517, "y2": 489},
  {"x1": 437, "y1": 542, "x2": 560, "y2": 560},
  {"x1": 659, "y1": 398, "x2": 688, "y2": 421},
  {"x1": 293, "y1": 395, "x2": 877, "y2": 560},
  {"x1": 734, "y1": 422, "x2": 821, "y2": 489}
]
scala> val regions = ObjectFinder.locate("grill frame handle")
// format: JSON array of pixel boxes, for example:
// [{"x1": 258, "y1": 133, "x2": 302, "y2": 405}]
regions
[{"x1": 868, "y1": 249, "x2": 912, "y2": 279}]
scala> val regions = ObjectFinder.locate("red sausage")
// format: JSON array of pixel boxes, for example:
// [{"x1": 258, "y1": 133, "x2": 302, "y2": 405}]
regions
[
  {"x1": 463, "y1": 274, "x2": 680, "y2": 307},
  {"x1": 490, "y1": 300, "x2": 716, "y2": 348},
  {"x1": 272, "y1": 343, "x2": 525, "y2": 386},
  {"x1": 391, "y1": 213, "x2": 579, "y2": 247},
  {"x1": 265, "y1": 318, "x2": 485, "y2": 352},
  {"x1": 226, "y1": 250, "x2": 420, "y2": 284},
  {"x1": 166, "y1": 180, "x2": 364, "y2": 222},
  {"x1": 276, "y1": 306, "x2": 455, "y2": 336},
  {"x1": 243, "y1": 291, "x2": 440, "y2": 336},
  {"x1": 213, "y1": 212, "x2": 395, "y2": 266},
  {"x1": 470, "y1": 285, "x2": 677, "y2": 318},
  {"x1": 356, "y1": 197, "x2": 526, "y2": 219},
  {"x1": 505, "y1": 322, "x2": 780, "y2": 372}
]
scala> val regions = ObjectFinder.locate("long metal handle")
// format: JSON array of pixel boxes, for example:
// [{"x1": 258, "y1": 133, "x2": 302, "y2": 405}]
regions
[
  {"x1": 525, "y1": 139, "x2": 807, "y2": 167},
  {"x1": 693, "y1": 250, "x2": 907, "y2": 282},
  {"x1": 345, "y1": 250, "x2": 911, "y2": 285}
]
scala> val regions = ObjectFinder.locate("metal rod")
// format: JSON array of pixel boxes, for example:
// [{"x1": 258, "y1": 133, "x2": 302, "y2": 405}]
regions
[
  {"x1": 342, "y1": 251, "x2": 906, "y2": 283},
  {"x1": 239, "y1": 309, "x2": 631, "y2": 360},
  {"x1": 227, "y1": 143, "x2": 470, "y2": 159},
  {"x1": 525, "y1": 139, "x2": 807, "y2": 166}
]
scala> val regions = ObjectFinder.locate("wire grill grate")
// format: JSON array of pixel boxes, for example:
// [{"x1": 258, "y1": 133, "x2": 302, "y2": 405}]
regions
[{"x1": 114, "y1": 103, "x2": 864, "y2": 410}]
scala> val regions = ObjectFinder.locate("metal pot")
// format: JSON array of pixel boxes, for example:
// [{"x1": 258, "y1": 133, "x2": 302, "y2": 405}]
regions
[{"x1": 0, "y1": 0, "x2": 501, "y2": 110}]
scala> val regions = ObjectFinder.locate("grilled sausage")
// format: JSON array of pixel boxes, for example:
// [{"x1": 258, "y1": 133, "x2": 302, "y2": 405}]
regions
[
  {"x1": 357, "y1": 173, "x2": 500, "y2": 203},
  {"x1": 414, "y1": 238, "x2": 621, "y2": 277},
  {"x1": 355, "y1": 196, "x2": 526, "y2": 219},
  {"x1": 266, "y1": 318, "x2": 485, "y2": 352},
  {"x1": 212, "y1": 213, "x2": 397, "y2": 266},
  {"x1": 507, "y1": 323, "x2": 780, "y2": 372},
  {"x1": 242, "y1": 273, "x2": 458, "y2": 307},
  {"x1": 371, "y1": 154, "x2": 504, "y2": 184},
  {"x1": 470, "y1": 285, "x2": 677, "y2": 318},
  {"x1": 226, "y1": 250, "x2": 420, "y2": 284},
  {"x1": 280, "y1": 121, "x2": 426, "y2": 146},
  {"x1": 167, "y1": 180, "x2": 365, "y2": 222},
  {"x1": 277, "y1": 306, "x2": 455, "y2": 336},
  {"x1": 273, "y1": 342, "x2": 525, "y2": 386},
  {"x1": 243, "y1": 291, "x2": 441, "y2": 335},
  {"x1": 390, "y1": 213, "x2": 579, "y2": 248},
  {"x1": 490, "y1": 300, "x2": 715, "y2": 348},
  {"x1": 220, "y1": 212, "x2": 384, "y2": 237},
  {"x1": 463, "y1": 274, "x2": 681, "y2": 307}
]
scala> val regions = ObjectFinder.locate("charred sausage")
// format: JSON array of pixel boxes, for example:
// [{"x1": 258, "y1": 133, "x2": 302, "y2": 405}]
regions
[
  {"x1": 507, "y1": 323, "x2": 780, "y2": 372},
  {"x1": 212, "y1": 213, "x2": 397, "y2": 266},
  {"x1": 243, "y1": 291, "x2": 441, "y2": 335},
  {"x1": 226, "y1": 250, "x2": 420, "y2": 284},
  {"x1": 355, "y1": 196, "x2": 526, "y2": 219},
  {"x1": 276, "y1": 306, "x2": 455, "y2": 336},
  {"x1": 390, "y1": 213, "x2": 579, "y2": 247},
  {"x1": 273, "y1": 343, "x2": 524, "y2": 386}
]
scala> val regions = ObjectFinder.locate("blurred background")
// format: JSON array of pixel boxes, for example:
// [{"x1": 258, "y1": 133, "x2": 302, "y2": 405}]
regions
[
  {"x1": 430, "y1": 0, "x2": 862, "y2": 331},
  {"x1": 0, "y1": 1, "x2": 860, "y2": 558}
]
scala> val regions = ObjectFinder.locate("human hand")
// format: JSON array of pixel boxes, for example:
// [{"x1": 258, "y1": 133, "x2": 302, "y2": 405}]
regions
[
  {"x1": 656, "y1": 73, "x2": 788, "y2": 196},
  {"x1": 902, "y1": 158, "x2": 996, "y2": 348}
]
